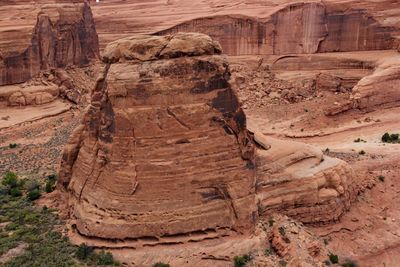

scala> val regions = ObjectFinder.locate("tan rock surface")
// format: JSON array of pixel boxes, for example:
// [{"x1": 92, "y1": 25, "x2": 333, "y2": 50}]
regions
[{"x1": 59, "y1": 33, "x2": 257, "y2": 244}]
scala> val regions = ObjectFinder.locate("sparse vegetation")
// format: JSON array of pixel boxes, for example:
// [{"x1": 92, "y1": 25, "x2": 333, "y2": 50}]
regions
[
  {"x1": 153, "y1": 263, "x2": 171, "y2": 267},
  {"x1": 9, "y1": 143, "x2": 17, "y2": 149},
  {"x1": 328, "y1": 253, "x2": 339, "y2": 264},
  {"x1": 268, "y1": 218, "x2": 275, "y2": 227},
  {"x1": 0, "y1": 172, "x2": 120, "y2": 266},
  {"x1": 381, "y1": 132, "x2": 400, "y2": 143},
  {"x1": 354, "y1": 138, "x2": 366, "y2": 143},
  {"x1": 279, "y1": 260, "x2": 288, "y2": 267},
  {"x1": 234, "y1": 254, "x2": 251, "y2": 267},
  {"x1": 45, "y1": 174, "x2": 57, "y2": 193},
  {"x1": 378, "y1": 175, "x2": 385, "y2": 182},
  {"x1": 358, "y1": 150, "x2": 366, "y2": 155}
]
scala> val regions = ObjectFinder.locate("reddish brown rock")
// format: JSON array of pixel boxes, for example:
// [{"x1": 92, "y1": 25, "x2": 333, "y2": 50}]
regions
[
  {"x1": 59, "y1": 33, "x2": 256, "y2": 244},
  {"x1": 156, "y1": 2, "x2": 396, "y2": 56},
  {"x1": 0, "y1": 1, "x2": 99, "y2": 86}
]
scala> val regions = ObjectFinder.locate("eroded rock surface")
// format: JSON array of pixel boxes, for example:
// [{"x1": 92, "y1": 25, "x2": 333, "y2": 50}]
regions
[
  {"x1": 253, "y1": 133, "x2": 357, "y2": 224},
  {"x1": 156, "y1": 2, "x2": 397, "y2": 55},
  {"x1": 59, "y1": 33, "x2": 256, "y2": 245},
  {"x1": 0, "y1": 1, "x2": 99, "y2": 86}
]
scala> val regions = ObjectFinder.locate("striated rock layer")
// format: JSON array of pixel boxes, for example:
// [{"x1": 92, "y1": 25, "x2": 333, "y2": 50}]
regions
[
  {"x1": 59, "y1": 33, "x2": 257, "y2": 244},
  {"x1": 59, "y1": 34, "x2": 359, "y2": 247},
  {"x1": 0, "y1": 1, "x2": 99, "y2": 86},
  {"x1": 156, "y1": 2, "x2": 397, "y2": 56}
]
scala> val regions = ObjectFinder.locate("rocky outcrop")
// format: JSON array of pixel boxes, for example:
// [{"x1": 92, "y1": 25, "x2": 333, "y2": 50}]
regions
[
  {"x1": 59, "y1": 33, "x2": 256, "y2": 245},
  {"x1": 327, "y1": 54, "x2": 400, "y2": 115},
  {"x1": 253, "y1": 133, "x2": 357, "y2": 225},
  {"x1": 59, "y1": 34, "x2": 359, "y2": 248},
  {"x1": 156, "y1": 2, "x2": 397, "y2": 56},
  {"x1": 0, "y1": 1, "x2": 99, "y2": 86}
]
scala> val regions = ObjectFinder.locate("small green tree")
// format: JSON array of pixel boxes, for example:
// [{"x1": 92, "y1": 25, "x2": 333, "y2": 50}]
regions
[
  {"x1": 27, "y1": 188, "x2": 41, "y2": 201},
  {"x1": 2, "y1": 171, "x2": 18, "y2": 188},
  {"x1": 234, "y1": 254, "x2": 251, "y2": 267},
  {"x1": 97, "y1": 251, "x2": 115, "y2": 265},
  {"x1": 153, "y1": 263, "x2": 171, "y2": 267},
  {"x1": 328, "y1": 253, "x2": 339, "y2": 264},
  {"x1": 76, "y1": 243, "x2": 94, "y2": 260}
]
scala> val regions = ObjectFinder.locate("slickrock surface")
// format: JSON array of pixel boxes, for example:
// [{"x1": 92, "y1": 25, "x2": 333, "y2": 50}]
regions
[
  {"x1": 59, "y1": 33, "x2": 257, "y2": 244},
  {"x1": 0, "y1": 0, "x2": 99, "y2": 86},
  {"x1": 253, "y1": 133, "x2": 357, "y2": 224}
]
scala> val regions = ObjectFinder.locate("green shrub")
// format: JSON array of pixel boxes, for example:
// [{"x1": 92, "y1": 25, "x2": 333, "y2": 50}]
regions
[
  {"x1": 268, "y1": 218, "x2": 275, "y2": 227},
  {"x1": 378, "y1": 175, "x2": 385, "y2": 182},
  {"x1": 9, "y1": 143, "x2": 17, "y2": 149},
  {"x1": 358, "y1": 150, "x2": 366, "y2": 155},
  {"x1": 234, "y1": 254, "x2": 251, "y2": 267},
  {"x1": 97, "y1": 251, "x2": 115, "y2": 265},
  {"x1": 76, "y1": 243, "x2": 93, "y2": 260},
  {"x1": 279, "y1": 260, "x2": 287, "y2": 267},
  {"x1": 27, "y1": 188, "x2": 41, "y2": 201},
  {"x1": 328, "y1": 253, "x2": 339, "y2": 264},
  {"x1": 153, "y1": 263, "x2": 171, "y2": 267},
  {"x1": 2, "y1": 172, "x2": 18, "y2": 188},
  {"x1": 9, "y1": 187, "x2": 22, "y2": 197},
  {"x1": 382, "y1": 132, "x2": 400, "y2": 143}
]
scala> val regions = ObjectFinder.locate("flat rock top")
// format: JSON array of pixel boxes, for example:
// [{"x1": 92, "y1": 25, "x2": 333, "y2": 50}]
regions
[{"x1": 102, "y1": 33, "x2": 222, "y2": 63}]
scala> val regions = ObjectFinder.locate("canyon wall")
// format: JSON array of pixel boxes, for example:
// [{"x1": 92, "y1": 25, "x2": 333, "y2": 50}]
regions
[
  {"x1": 59, "y1": 33, "x2": 257, "y2": 245},
  {"x1": 157, "y1": 2, "x2": 397, "y2": 55},
  {"x1": 0, "y1": 2, "x2": 99, "y2": 86}
]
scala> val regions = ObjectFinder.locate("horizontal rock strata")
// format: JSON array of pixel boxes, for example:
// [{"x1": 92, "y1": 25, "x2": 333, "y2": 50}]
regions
[
  {"x1": 59, "y1": 33, "x2": 257, "y2": 244},
  {"x1": 253, "y1": 133, "x2": 357, "y2": 224},
  {"x1": 156, "y1": 2, "x2": 397, "y2": 56}
]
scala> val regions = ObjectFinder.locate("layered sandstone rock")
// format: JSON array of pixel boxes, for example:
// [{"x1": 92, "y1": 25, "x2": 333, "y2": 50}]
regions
[
  {"x1": 59, "y1": 33, "x2": 256, "y2": 244},
  {"x1": 253, "y1": 133, "x2": 357, "y2": 224},
  {"x1": 156, "y1": 2, "x2": 397, "y2": 56},
  {"x1": 0, "y1": 1, "x2": 99, "y2": 86},
  {"x1": 91, "y1": 0, "x2": 400, "y2": 52},
  {"x1": 327, "y1": 54, "x2": 400, "y2": 115}
]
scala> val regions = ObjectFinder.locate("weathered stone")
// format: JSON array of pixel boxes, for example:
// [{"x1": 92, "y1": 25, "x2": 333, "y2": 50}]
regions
[{"x1": 59, "y1": 33, "x2": 256, "y2": 244}]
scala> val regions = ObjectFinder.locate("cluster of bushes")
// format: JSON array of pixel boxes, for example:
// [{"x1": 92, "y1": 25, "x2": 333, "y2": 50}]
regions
[
  {"x1": 1, "y1": 172, "x2": 58, "y2": 202},
  {"x1": 0, "y1": 178, "x2": 120, "y2": 266},
  {"x1": 76, "y1": 243, "x2": 119, "y2": 266},
  {"x1": 1, "y1": 171, "x2": 41, "y2": 201},
  {"x1": 382, "y1": 133, "x2": 400, "y2": 143}
]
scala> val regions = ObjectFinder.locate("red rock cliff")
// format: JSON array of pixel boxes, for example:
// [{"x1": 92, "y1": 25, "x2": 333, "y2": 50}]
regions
[{"x1": 0, "y1": 1, "x2": 99, "y2": 86}]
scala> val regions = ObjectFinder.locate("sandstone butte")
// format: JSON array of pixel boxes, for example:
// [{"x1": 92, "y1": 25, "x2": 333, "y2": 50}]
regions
[{"x1": 58, "y1": 33, "x2": 356, "y2": 248}]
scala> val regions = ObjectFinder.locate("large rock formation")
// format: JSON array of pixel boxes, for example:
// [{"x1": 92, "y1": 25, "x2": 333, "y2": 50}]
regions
[
  {"x1": 59, "y1": 33, "x2": 257, "y2": 244},
  {"x1": 91, "y1": 0, "x2": 400, "y2": 52},
  {"x1": 0, "y1": 1, "x2": 99, "y2": 86},
  {"x1": 156, "y1": 2, "x2": 397, "y2": 56},
  {"x1": 59, "y1": 34, "x2": 358, "y2": 248}
]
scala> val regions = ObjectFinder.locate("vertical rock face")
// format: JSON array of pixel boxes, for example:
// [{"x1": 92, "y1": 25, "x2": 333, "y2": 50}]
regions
[
  {"x1": 60, "y1": 33, "x2": 256, "y2": 243},
  {"x1": 157, "y1": 2, "x2": 396, "y2": 56},
  {"x1": 0, "y1": 2, "x2": 99, "y2": 86}
]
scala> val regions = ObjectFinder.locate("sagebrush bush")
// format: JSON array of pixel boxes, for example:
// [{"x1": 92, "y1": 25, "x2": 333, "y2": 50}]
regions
[{"x1": 234, "y1": 254, "x2": 251, "y2": 267}]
